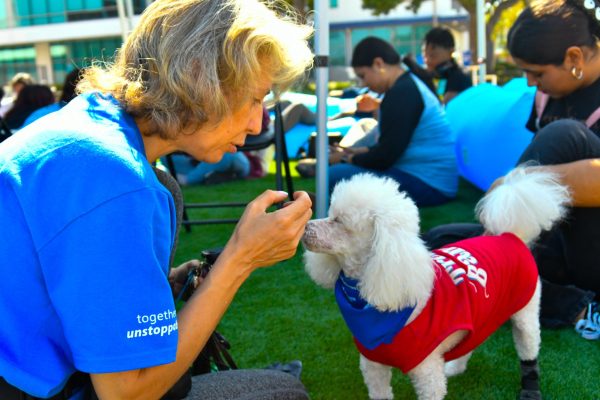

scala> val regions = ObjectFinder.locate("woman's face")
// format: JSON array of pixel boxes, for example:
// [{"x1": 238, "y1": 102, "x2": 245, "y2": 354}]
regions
[
  {"x1": 353, "y1": 63, "x2": 387, "y2": 94},
  {"x1": 176, "y1": 79, "x2": 271, "y2": 163},
  {"x1": 513, "y1": 57, "x2": 578, "y2": 98}
]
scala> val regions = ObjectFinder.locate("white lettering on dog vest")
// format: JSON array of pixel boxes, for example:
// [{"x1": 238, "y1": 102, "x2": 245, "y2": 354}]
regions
[{"x1": 432, "y1": 248, "x2": 489, "y2": 297}]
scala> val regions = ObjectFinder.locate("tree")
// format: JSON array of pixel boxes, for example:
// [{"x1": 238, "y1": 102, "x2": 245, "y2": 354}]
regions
[{"x1": 286, "y1": 0, "x2": 526, "y2": 72}]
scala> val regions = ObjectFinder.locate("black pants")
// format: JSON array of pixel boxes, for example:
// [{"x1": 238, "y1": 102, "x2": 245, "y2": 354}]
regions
[{"x1": 423, "y1": 120, "x2": 599, "y2": 328}]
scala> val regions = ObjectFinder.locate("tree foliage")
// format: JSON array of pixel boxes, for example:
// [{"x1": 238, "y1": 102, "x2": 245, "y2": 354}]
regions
[{"x1": 285, "y1": 0, "x2": 525, "y2": 71}]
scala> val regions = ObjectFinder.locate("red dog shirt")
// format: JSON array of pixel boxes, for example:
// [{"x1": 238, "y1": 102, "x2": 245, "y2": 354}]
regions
[{"x1": 355, "y1": 233, "x2": 538, "y2": 373}]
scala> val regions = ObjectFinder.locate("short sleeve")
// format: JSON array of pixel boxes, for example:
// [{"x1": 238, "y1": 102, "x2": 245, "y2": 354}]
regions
[{"x1": 37, "y1": 188, "x2": 178, "y2": 373}]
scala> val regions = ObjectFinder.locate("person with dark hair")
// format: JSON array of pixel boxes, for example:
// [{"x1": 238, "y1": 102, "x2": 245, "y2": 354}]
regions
[
  {"x1": 0, "y1": 73, "x2": 35, "y2": 118},
  {"x1": 423, "y1": 0, "x2": 600, "y2": 340},
  {"x1": 423, "y1": 27, "x2": 472, "y2": 103},
  {"x1": 328, "y1": 36, "x2": 457, "y2": 207},
  {"x1": 3, "y1": 84, "x2": 54, "y2": 130},
  {"x1": 22, "y1": 68, "x2": 84, "y2": 127}
]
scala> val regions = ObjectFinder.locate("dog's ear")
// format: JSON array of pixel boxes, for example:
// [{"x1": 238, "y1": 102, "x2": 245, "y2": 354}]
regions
[
  {"x1": 359, "y1": 193, "x2": 434, "y2": 311},
  {"x1": 304, "y1": 250, "x2": 341, "y2": 289}
]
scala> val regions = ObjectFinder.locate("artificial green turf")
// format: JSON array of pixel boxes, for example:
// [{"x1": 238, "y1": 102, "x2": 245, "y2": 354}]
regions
[{"x1": 173, "y1": 165, "x2": 600, "y2": 399}]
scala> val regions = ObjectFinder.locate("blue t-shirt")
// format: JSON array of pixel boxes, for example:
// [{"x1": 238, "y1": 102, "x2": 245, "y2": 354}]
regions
[
  {"x1": 22, "y1": 102, "x2": 62, "y2": 128},
  {"x1": 0, "y1": 93, "x2": 178, "y2": 398}
]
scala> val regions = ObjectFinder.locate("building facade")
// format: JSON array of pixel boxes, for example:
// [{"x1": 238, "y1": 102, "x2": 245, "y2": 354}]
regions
[{"x1": 0, "y1": 0, "x2": 468, "y2": 88}]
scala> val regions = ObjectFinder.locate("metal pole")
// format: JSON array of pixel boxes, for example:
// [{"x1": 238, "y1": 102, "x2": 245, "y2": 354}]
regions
[
  {"x1": 116, "y1": 0, "x2": 129, "y2": 43},
  {"x1": 314, "y1": 0, "x2": 330, "y2": 218},
  {"x1": 125, "y1": 0, "x2": 135, "y2": 30},
  {"x1": 476, "y1": 0, "x2": 486, "y2": 84}
]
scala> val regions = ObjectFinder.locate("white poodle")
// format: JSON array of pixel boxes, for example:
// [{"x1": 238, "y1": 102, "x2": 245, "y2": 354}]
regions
[{"x1": 302, "y1": 170, "x2": 570, "y2": 400}]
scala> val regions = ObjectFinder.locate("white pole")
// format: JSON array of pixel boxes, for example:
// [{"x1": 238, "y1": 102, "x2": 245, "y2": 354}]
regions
[
  {"x1": 314, "y1": 0, "x2": 329, "y2": 218},
  {"x1": 476, "y1": 0, "x2": 486, "y2": 84},
  {"x1": 432, "y1": 0, "x2": 438, "y2": 27},
  {"x1": 125, "y1": 0, "x2": 135, "y2": 31},
  {"x1": 116, "y1": 0, "x2": 129, "y2": 43}
]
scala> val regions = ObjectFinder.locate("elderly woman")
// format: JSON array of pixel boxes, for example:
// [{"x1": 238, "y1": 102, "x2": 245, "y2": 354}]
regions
[{"x1": 0, "y1": 1, "x2": 313, "y2": 399}]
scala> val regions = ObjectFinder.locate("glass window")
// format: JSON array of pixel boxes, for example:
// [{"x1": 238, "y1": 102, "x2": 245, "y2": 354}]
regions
[
  {"x1": 12, "y1": 0, "x2": 145, "y2": 26},
  {"x1": 350, "y1": 27, "x2": 392, "y2": 51},
  {"x1": 329, "y1": 30, "x2": 346, "y2": 66},
  {"x1": 50, "y1": 38, "x2": 122, "y2": 84},
  {"x1": 0, "y1": 45, "x2": 37, "y2": 86}
]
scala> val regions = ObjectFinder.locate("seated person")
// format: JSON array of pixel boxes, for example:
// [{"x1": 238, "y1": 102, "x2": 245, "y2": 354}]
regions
[
  {"x1": 424, "y1": 0, "x2": 600, "y2": 340},
  {"x1": 328, "y1": 37, "x2": 458, "y2": 207},
  {"x1": 166, "y1": 152, "x2": 250, "y2": 185},
  {"x1": 423, "y1": 27, "x2": 472, "y2": 104}
]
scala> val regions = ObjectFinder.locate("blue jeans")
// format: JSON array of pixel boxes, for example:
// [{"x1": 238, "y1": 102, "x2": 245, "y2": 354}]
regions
[
  {"x1": 328, "y1": 163, "x2": 452, "y2": 207},
  {"x1": 167, "y1": 153, "x2": 250, "y2": 185}
]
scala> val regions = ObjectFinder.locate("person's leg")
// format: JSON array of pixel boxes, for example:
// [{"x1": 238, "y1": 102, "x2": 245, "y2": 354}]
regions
[
  {"x1": 166, "y1": 154, "x2": 195, "y2": 174},
  {"x1": 186, "y1": 369, "x2": 309, "y2": 400},
  {"x1": 421, "y1": 223, "x2": 484, "y2": 250},
  {"x1": 339, "y1": 119, "x2": 378, "y2": 148},
  {"x1": 281, "y1": 103, "x2": 315, "y2": 133},
  {"x1": 329, "y1": 165, "x2": 451, "y2": 207},
  {"x1": 230, "y1": 152, "x2": 251, "y2": 178},
  {"x1": 185, "y1": 153, "x2": 236, "y2": 184},
  {"x1": 328, "y1": 163, "x2": 371, "y2": 192},
  {"x1": 518, "y1": 120, "x2": 600, "y2": 326},
  {"x1": 383, "y1": 169, "x2": 452, "y2": 207}
]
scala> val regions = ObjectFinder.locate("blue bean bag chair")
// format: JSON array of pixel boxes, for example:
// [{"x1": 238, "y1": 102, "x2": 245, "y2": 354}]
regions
[{"x1": 446, "y1": 78, "x2": 536, "y2": 191}]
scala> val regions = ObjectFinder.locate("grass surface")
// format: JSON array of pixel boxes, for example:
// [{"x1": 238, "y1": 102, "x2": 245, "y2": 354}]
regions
[{"x1": 174, "y1": 164, "x2": 600, "y2": 399}]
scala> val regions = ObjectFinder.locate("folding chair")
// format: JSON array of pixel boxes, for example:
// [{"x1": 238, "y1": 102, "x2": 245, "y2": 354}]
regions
[{"x1": 164, "y1": 102, "x2": 294, "y2": 230}]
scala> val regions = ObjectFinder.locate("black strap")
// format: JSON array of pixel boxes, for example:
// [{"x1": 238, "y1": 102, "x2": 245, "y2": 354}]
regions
[{"x1": 0, "y1": 372, "x2": 93, "y2": 400}]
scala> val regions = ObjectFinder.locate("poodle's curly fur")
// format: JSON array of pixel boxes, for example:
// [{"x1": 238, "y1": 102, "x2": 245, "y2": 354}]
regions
[{"x1": 302, "y1": 170, "x2": 570, "y2": 400}]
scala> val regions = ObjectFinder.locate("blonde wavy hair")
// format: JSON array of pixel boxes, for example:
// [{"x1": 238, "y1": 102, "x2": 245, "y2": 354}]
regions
[{"x1": 78, "y1": 0, "x2": 313, "y2": 139}]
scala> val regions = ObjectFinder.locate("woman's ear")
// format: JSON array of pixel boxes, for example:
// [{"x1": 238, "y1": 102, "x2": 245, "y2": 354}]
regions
[
  {"x1": 564, "y1": 46, "x2": 585, "y2": 70},
  {"x1": 372, "y1": 57, "x2": 385, "y2": 71}
]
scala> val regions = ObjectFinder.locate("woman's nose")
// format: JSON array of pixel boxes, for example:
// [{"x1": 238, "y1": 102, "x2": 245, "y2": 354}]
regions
[{"x1": 247, "y1": 106, "x2": 264, "y2": 135}]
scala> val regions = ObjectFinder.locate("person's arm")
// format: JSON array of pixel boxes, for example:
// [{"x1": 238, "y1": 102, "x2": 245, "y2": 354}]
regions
[
  {"x1": 91, "y1": 190, "x2": 312, "y2": 400},
  {"x1": 543, "y1": 159, "x2": 600, "y2": 206},
  {"x1": 489, "y1": 159, "x2": 600, "y2": 207},
  {"x1": 442, "y1": 91, "x2": 459, "y2": 104},
  {"x1": 352, "y1": 77, "x2": 423, "y2": 170}
]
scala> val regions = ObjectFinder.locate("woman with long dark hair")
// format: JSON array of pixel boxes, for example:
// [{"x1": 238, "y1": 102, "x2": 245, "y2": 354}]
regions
[
  {"x1": 424, "y1": 0, "x2": 600, "y2": 341},
  {"x1": 329, "y1": 36, "x2": 458, "y2": 207}
]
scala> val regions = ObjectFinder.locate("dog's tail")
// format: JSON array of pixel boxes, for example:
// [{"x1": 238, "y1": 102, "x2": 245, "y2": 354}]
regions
[{"x1": 476, "y1": 167, "x2": 571, "y2": 245}]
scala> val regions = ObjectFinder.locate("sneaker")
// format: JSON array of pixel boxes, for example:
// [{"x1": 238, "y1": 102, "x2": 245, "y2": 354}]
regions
[{"x1": 574, "y1": 302, "x2": 600, "y2": 340}]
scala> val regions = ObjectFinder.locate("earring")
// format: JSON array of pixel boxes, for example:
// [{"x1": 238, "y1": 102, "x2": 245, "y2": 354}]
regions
[{"x1": 571, "y1": 66, "x2": 584, "y2": 80}]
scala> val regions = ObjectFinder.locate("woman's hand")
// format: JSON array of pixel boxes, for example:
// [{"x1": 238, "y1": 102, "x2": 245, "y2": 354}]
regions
[
  {"x1": 356, "y1": 94, "x2": 381, "y2": 113},
  {"x1": 224, "y1": 190, "x2": 312, "y2": 272},
  {"x1": 168, "y1": 259, "x2": 202, "y2": 298},
  {"x1": 328, "y1": 143, "x2": 346, "y2": 164}
]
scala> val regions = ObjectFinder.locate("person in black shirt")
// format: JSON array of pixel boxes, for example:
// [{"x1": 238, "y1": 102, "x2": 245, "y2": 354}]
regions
[
  {"x1": 328, "y1": 37, "x2": 458, "y2": 207},
  {"x1": 423, "y1": 27, "x2": 472, "y2": 104},
  {"x1": 423, "y1": 0, "x2": 600, "y2": 341}
]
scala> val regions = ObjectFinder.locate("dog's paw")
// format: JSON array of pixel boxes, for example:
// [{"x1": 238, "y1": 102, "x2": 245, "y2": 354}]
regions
[
  {"x1": 519, "y1": 389, "x2": 541, "y2": 400},
  {"x1": 444, "y1": 360, "x2": 466, "y2": 377}
]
